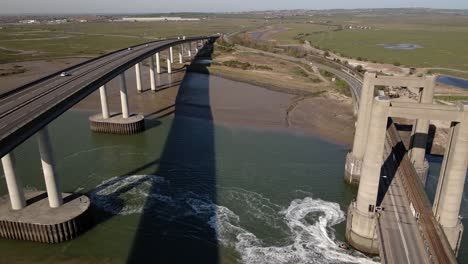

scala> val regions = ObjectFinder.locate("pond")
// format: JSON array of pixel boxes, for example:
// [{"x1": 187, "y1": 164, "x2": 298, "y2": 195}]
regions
[
  {"x1": 437, "y1": 75, "x2": 468, "y2": 89},
  {"x1": 376, "y1": 43, "x2": 423, "y2": 50}
]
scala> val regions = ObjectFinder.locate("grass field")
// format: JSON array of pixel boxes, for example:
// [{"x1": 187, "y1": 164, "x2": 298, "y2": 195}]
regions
[
  {"x1": 265, "y1": 15, "x2": 468, "y2": 71},
  {"x1": 269, "y1": 23, "x2": 337, "y2": 43},
  {"x1": 0, "y1": 18, "x2": 263, "y2": 63}
]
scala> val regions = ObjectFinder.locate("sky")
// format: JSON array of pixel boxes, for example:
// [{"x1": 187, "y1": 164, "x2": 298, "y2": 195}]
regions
[{"x1": 1, "y1": 0, "x2": 468, "y2": 15}]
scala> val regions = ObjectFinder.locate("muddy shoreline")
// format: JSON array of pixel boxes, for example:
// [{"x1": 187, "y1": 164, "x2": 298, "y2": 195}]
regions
[{"x1": 0, "y1": 58, "x2": 356, "y2": 146}]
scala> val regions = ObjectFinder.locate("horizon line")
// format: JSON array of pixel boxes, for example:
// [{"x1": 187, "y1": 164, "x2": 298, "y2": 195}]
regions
[{"x1": 1, "y1": 7, "x2": 468, "y2": 16}]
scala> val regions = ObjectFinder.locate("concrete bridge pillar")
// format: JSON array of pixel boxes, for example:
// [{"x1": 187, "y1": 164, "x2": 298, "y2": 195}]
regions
[
  {"x1": 409, "y1": 75, "x2": 436, "y2": 184},
  {"x1": 169, "y1": 47, "x2": 174, "y2": 63},
  {"x1": 167, "y1": 58, "x2": 172, "y2": 74},
  {"x1": 345, "y1": 72, "x2": 377, "y2": 185},
  {"x1": 99, "y1": 85, "x2": 110, "y2": 119},
  {"x1": 119, "y1": 73, "x2": 130, "y2": 118},
  {"x1": 346, "y1": 96, "x2": 390, "y2": 254},
  {"x1": 1, "y1": 152, "x2": 26, "y2": 210},
  {"x1": 187, "y1": 42, "x2": 192, "y2": 58},
  {"x1": 179, "y1": 44, "x2": 184, "y2": 63},
  {"x1": 135, "y1": 63, "x2": 142, "y2": 93},
  {"x1": 155, "y1": 52, "x2": 161, "y2": 74},
  {"x1": 37, "y1": 127, "x2": 63, "y2": 208},
  {"x1": 149, "y1": 56, "x2": 156, "y2": 92},
  {"x1": 90, "y1": 73, "x2": 145, "y2": 134},
  {"x1": 433, "y1": 102, "x2": 468, "y2": 254}
]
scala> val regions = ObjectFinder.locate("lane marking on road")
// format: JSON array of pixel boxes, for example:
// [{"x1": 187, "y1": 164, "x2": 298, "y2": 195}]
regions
[{"x1": 389, "y1": 180, "x2": 412, "y2": 264}]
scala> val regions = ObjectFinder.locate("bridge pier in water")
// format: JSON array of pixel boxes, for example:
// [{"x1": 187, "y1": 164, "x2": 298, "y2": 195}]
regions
[
  {"x1": 345, "y1": 73, "x2": 436, "y2": 186},
  {"x1": 345, "y1": 72, "x2": 376, "y2": 185},
  {"x1": 345, "y1": 82, "x2": 468, "y2": 258},
  {"x1": 88, "y1": 39, "x2": 211, "y2": 135},
  {"x1": 408, "y1": 76, "x2": 436, "y2": 184},
  {"x1": 346, "y1": 96, "x2": 390, "y2": 254},
  {"x1": 433, "y1": 103, "x2": 468, "y2": 254},
  {"x1": 0, "y1": 126, "x2": 90, "y2": 243},
  {"x1": 89, "y1": 72, "x2": 145, "y2": 134}
]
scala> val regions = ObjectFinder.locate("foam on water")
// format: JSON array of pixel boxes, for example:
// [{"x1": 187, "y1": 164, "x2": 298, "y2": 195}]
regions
[{"x1": 89, "y1": 175, "x2": 377, "y2": 263}]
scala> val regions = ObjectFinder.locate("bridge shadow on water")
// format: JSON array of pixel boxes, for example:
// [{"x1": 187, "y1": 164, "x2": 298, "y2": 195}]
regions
[
  {"x1": 126, "y1": 45, "x2": 219, "y2": 263},
  {"x1": 88, "y1": 43, "x2": 220, "y2": 263}
]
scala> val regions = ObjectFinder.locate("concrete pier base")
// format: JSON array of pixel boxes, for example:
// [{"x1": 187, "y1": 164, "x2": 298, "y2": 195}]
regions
[
  {"x1": 89, "y1": 113, "x2": 145, "y2": 135},
  {"x1": 344, "y1": 152, "x2": 363, "y2": 186},
  {"x1": 345, "y1": 202, "x2": 380, "y2": 254},
  {"x1": 0, "y1": 191, "x2": 90, "y2": 243}
]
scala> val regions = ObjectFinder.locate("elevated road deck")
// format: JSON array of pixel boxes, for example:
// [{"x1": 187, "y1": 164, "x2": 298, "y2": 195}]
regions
[{"x1": 0, "y1": 36, "x2": 217, "y2": 158}]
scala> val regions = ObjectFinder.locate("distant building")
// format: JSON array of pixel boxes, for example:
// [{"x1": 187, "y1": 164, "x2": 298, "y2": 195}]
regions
[
  {"x1": 121, "y1": 17, "x2": 200, "y2": 22},
  {"x1": 47, "y1": 19, "x2": 68, "y2": 24},
  {"x1": 19, "y1": 19, "x2": 38, "y2": 24}
]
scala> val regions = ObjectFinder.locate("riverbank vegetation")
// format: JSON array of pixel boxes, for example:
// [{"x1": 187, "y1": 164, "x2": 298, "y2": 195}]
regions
[{"x1": 211, "y1": 43, "x2": 351, "y2": 98}]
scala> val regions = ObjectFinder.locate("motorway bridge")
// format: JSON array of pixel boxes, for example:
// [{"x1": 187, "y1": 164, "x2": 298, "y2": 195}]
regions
[{"x1": 0, "y1": 35, "x2": 217, "y2": 242}]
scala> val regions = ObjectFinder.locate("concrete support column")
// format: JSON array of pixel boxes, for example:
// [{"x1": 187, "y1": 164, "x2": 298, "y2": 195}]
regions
[
  {"x1": 409, "y1": 75, "x2": 436, "y2": 184},
  {"x1": 187, "y1": 42, "x2": 192, "y2": 58},
  {"x1": 179, "y1": 44, "x2": 183, "y2": 63},
  {"x1": 37, "y1": 128, "x2": 63, "y2": 208},
  {"x1": 119, "y1": 73, "x2": 130, "y2": 119},
  {"x1": 356, "y1": 96, "x2": 390, "y2": 214},
  {"x1": 346, "y1": 96, "x2": 390, "y2": 254},
  {"x1": 167, "y1": 58, "x2": 172, "y2": 74},
  {"x1": 155, "y1": 52, "x2": 161, "y2": 74},
  {"x1": 169, "y1": 47, "x2": 174, "y2": 63},
  {"x1": 135, "y1": 63, "x2": 142, "y2": 93},
  {"x1": 344, "y1": 72, "x2": 376, "y2": 185},
  {"x1": 149, "y1": 56, "x2": 156, "y2": 92},
  {"x1": 99, "y1": 85, "x2": 110, "y2": 119},
  {"x1": 1, "y1": 153, "x2": 26, "y2": 210},
  {"x1": 433, "y1": 103, "x2": 468, "y2": 254}
]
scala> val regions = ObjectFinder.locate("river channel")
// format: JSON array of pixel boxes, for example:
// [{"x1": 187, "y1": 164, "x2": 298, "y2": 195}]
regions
[{"x1": 0, "y1": 70, "x2": 466, "y2": 263}]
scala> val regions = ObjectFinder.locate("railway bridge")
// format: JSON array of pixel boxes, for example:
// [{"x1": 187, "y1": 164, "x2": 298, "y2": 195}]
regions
[
  {"x1": 345, "y1": 72, "x2": 467, "y2": 263},
  {"x1": 0, "y1": 35, "x2": 218, "y2": 242}
]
